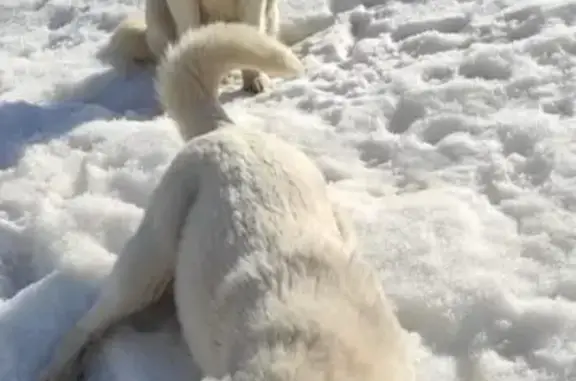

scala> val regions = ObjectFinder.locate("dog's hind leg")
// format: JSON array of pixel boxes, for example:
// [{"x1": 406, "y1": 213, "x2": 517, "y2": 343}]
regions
[
  {"x1": 39, "y1": 225, "x2": 176, "y2": 381},
  {"x1": 40, "y1": 153, "x2": 200, "y2": 381},
  {"x1": 145, "y1": 0, "x2": 178, "y2": 60}
]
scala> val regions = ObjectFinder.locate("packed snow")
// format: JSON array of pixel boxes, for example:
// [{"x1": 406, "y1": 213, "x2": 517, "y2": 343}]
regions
[{"x1": 1, "y1": 0, "x2": 576, "y2": 380}]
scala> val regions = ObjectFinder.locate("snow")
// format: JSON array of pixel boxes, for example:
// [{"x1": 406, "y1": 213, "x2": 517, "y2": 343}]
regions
[
  {"x1": 278, "y1": 0, "x2": 334, "y2": 45},
  {"x1": 1, "y1": 0, "x2": 575, "y2": 380}
]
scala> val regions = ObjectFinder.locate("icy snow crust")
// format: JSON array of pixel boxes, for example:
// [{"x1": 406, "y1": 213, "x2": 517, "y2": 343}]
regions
[{"x1": 1, "y1": 0, "x2": 576, "y2": 380}]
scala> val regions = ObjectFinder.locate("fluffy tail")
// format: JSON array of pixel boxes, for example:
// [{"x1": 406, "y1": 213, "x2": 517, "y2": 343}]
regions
[
  {"x1": 96, "y1": 14, "x2": 155, "y2": 72},
  {"x1": 156, "y1": 22, "x2": 305, "y2": 141}
]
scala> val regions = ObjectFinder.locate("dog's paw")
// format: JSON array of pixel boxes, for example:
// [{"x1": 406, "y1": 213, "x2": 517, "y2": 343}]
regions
[
  {"x1": 220, "y1": 73, "x2": 233, "y2": 85},
  {"x1": 242, "y1": 73, "x2": 270, "y2": 94}
]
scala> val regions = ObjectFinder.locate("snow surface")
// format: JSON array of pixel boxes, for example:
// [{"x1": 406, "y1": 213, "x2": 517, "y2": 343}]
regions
[{"x1": 1, "y1": 0, "x2": 576, "y2": 380}]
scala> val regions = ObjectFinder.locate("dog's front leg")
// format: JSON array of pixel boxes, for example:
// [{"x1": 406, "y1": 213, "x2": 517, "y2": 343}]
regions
[{"x1": 238, "y1": 0, "x2": 272, "y2": 93}]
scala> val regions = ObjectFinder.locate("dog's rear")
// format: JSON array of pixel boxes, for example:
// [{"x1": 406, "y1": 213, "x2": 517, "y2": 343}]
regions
[
  {"x1": 158, "y1": 22, "x2": 415, "y2": 381},
  {"x1": 96, "y1": 14, "x2": 153, "y2": 72},
  {"x1": 97, "y1": 0, "x2": 177, "y2": 72}
]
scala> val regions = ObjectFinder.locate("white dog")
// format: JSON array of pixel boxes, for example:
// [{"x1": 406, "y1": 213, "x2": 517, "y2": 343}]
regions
[
  {"x1": 98, "y1": 0, "x2": 279, "y2": 93},
  {"x1": 41, "y1": 22, "x2": 414, "y2": 381}
]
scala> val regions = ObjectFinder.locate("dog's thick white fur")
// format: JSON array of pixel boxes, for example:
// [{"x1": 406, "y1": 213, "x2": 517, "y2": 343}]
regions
[
  {"x1": 98, "y1": 0, "x2": 279, "y2": 93},
  {"x1": 41, "y1": 22, "x2": 413, "y2": 381}
]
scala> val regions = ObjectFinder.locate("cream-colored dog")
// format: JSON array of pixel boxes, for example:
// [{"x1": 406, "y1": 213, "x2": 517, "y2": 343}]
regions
[
  {"x1": 41, "y1": 22, "x2": 413, "y2": 381},
  {"x1": 98, "y1": 0, "x2": 279, "y2": 93}
]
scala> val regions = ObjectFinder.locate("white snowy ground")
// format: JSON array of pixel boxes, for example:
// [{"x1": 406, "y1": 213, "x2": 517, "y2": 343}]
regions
[{"x1": 0, "y1": 0, "x2": 575, "y2": 380}]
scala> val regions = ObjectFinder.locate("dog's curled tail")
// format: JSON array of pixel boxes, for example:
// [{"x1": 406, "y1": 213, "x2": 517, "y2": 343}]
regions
[
  {"x1": 96, "y1": 14, "x2": 154, "y2": 72},
  {"x1": 156, "y1": 22, "x2": 305, "y2": 141}
]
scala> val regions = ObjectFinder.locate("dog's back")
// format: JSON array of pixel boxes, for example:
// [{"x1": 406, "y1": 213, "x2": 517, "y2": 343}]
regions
[
  {"x1": 171, "y1": 125, "x2": 352, "y2": 377},
  {"x1": 158, "y1": 22, "x2": 414, "y2": 381},
  {"x1": 172, "y1": 125, "x2": 413, "y2": 381}
]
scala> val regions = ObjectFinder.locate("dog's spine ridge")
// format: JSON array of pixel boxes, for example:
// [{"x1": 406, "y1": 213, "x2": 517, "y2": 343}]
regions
[{"x1": 156, "y1": 22, "x2": 304, "y2": 140}]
